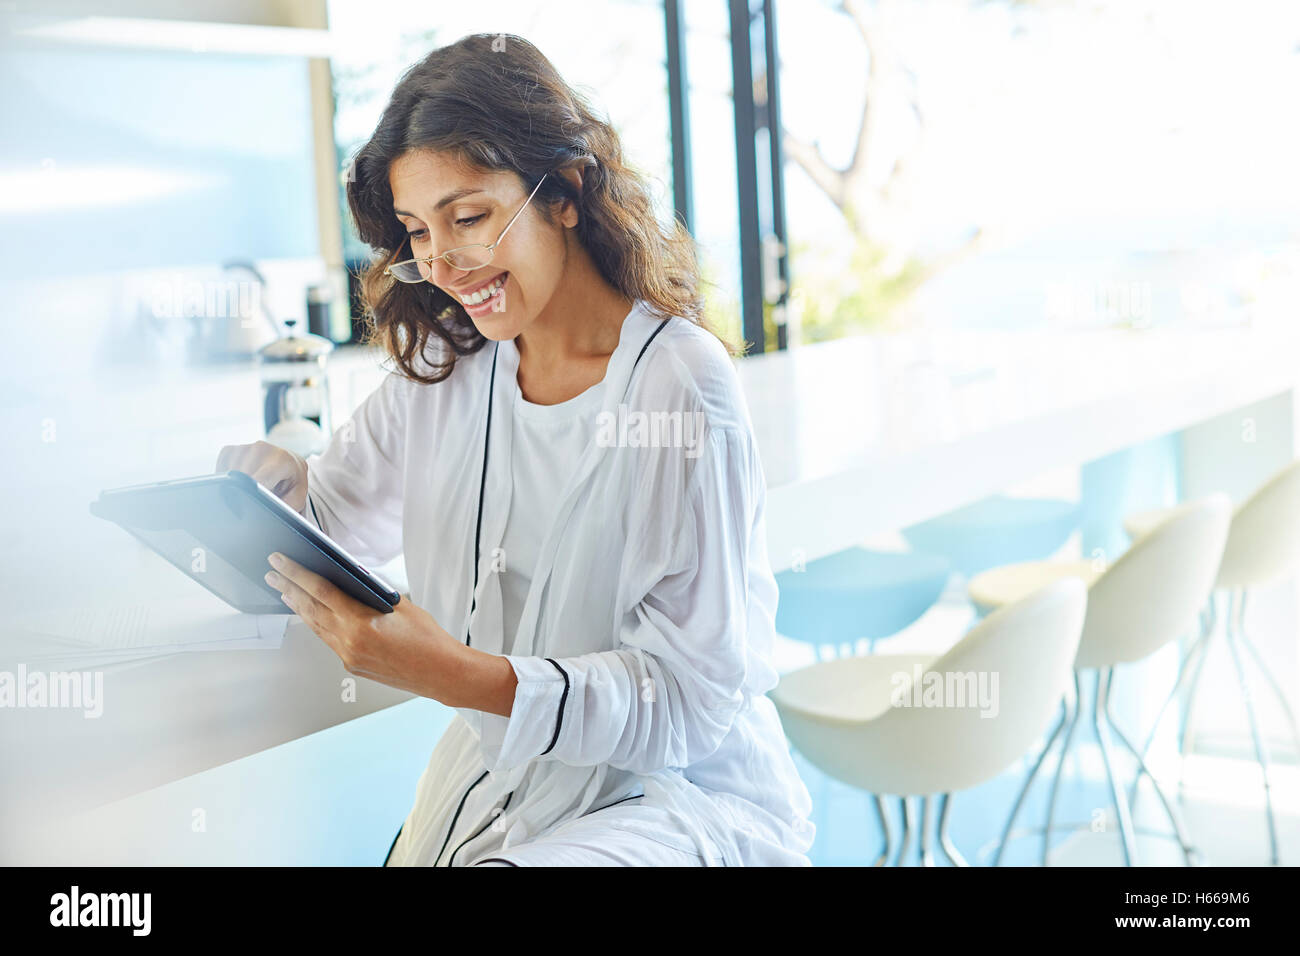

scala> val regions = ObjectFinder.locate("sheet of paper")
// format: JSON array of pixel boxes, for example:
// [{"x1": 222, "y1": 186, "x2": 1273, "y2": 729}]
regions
[{"x1": 2, "y1": 597, "x2": 290, "y2": 669}]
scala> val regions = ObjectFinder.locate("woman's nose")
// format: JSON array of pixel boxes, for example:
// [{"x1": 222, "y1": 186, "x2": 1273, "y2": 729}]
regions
[{"x1": 427, "y1": 253, "x2": 478, "y2": 291}]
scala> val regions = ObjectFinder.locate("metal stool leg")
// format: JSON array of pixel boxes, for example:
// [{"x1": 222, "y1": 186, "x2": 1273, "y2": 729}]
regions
[
  {"x1": 1225, "y1": 588, "x2": 1281, "y2": 866},
  {"x1": 1137, "y1": 592, "x2": 1216, "y2": 754},
  {"x1": 993, "y1": 695, "x2": 1070, "y2": 867},
  {"x1": 920, "y1": 796, "x2": 935, "y2": 866},
  {"x1": 1179, "y1": 591, "x2": 1218, "y2": 795},
  {"x1": 895, "y1": 796, "x2": 915, "y2": 866},
  {"x1": 1129, "y1": 605, "x2": 1214, "y2": 810},
  {"x1": 1235, "y1": 590, "x2": 1300, "y2": 762},
  {"x1": 1094, "y1": 668, "x2": 1137, "y2": 866},
  {"x1": 871, "y1": 795, "x2": 892, "y2": 867},
  {"x1": 1043, "y1": 671, "x2": 1083, "y2": 865},
  {"x1": 937, "y1": 793, "x2": 969, "y2": 867},
  {"x1": 1103, "y1": 667, "x2": 1200, "y2": 865}
]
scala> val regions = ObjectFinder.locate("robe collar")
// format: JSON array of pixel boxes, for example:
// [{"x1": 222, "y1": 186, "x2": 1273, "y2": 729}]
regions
[{"x1": 466, "y1": 299, "x2": 667, "y2": 658}]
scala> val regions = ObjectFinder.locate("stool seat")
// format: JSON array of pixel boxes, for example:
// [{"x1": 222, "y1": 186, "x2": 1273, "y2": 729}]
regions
[
  {"x1": 968, "y1": 559, "x2": 1102, "y2": 615},
  {"x1": 1123, "y1": 505, "x2": 1179, "y2": 542},
  {"x1": 901, "y1": 495, "x2": 1081, "y2": 578},
  {"x1": 775, "y1": 547, "x2": 950, "y2": 646},
  {"x1": 772, "y1": 580, "x2": 1086, "y2": 846},
  {"x1": 773, "y1": 653, "x2": 937, "y2": 724}
]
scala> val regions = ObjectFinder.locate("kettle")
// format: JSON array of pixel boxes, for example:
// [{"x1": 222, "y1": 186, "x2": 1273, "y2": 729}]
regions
[
  {"x1": 259, "y1": 318, "x2": 335, "y2": 458},
  {"x1": 205, "y1": 260, "x2": 282, "y2": 358}
]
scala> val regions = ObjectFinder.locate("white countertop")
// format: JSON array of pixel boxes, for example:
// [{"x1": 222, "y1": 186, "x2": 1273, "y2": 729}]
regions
[{"x1": 745, "y1": 317, "x2": 1300, "y2": 570}]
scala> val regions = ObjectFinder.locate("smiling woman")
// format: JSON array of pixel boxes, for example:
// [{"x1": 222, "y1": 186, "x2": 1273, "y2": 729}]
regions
[
  {"x1": 385, "y1": 163, "x2": 549, "y2": 324},
  {"x1": 344, "y1": 32, "x2": 738, "y2": 385},
  {"x1": 222, "y1": 31, "x2": 817, "y2": 868}
]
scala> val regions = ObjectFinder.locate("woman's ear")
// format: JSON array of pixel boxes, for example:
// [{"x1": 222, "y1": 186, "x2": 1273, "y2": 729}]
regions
[{"x1": 555, "y1": 164, "x2": 584, "y2": 229}]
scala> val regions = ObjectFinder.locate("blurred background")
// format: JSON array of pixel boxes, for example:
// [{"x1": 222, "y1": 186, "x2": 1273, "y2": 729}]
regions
[{"x1": 2, "y1": 0, "x2": 1299, "y2": 868}]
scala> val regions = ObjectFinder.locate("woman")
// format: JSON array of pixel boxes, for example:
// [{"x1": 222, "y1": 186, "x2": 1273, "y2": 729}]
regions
[{"x1": 217, "y1": 33, "x2": 814, "y2": 866}]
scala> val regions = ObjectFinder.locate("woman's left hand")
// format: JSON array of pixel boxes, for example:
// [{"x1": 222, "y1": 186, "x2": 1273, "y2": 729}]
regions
[{"x1": 264, "y1": 551, "x2": 461, "y2": 698}]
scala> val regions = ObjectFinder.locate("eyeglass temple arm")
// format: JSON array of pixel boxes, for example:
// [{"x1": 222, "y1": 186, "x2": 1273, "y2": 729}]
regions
[
  {"x1": 388, "y1": 172, "x2": 549, "y2": 270},
  {"x1": 385, "y1": 236, "x2": 416, "y2": 272},
  {"x1": 490, "y1": 173, "x2": 549, "y2": 251}
]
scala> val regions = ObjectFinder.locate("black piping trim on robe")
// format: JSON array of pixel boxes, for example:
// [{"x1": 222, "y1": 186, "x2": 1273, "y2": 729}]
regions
[
  {"x1": 306, "y1": 491, "x2": 324, "y2": 531},
  {"x1": 588, "y1": 792, "x2": 646, "y2": 814},
  {"x1": 634, "y1": 315, "x2": 671, "y2": 365},
  {"x1": 382, "y1": 822, "x2": 403, "y2": 866},
  {"x1": 446, "y1": 785, "x2": 518, "y2": 867},
  {"x1": 432, "y1": 769, "x2": 490, "y2": 867},
  {"x1": 436, "y1": 316, "x2": 671, "y2": 864},
  {"x1": 466, "y1": 342, "x2": 500, "y2": 649},
  {"x1": 540, "y1": 658, "x2": 569, "y2": 756},
  {"x1": 459, "y1": 791, "x2": 648, "y2": 867}
]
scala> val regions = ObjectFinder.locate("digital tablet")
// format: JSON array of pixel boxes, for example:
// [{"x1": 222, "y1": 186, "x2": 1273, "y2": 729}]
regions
[{"x1": 90, "y1": 470, "x2": 401, "y2": 614}]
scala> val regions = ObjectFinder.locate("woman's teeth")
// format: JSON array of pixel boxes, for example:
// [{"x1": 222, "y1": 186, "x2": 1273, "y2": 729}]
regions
[{"x1": 459, "y1": 274, "x2": 507, "y2": 306}]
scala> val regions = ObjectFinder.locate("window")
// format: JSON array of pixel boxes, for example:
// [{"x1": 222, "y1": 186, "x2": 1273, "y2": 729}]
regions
[{"x1": 777, "y1": 0, "x2": 1300, "y2": 344}]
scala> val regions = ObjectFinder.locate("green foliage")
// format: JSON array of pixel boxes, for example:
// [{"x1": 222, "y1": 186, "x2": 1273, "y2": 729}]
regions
[
  {"x1": 790, "y1": 232, "x2": 931, "y2": 344},
  {"x1": 699, "y1": 257, "x2": 745, "y2": 354}
]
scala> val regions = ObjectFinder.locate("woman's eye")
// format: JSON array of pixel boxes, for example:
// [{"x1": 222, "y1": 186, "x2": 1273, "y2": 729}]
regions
[
  {"x1": 456, "y1": 214, "x2": 485, "y2": 228},
  {"x1": 406, "y1": 229, "x2": 428, "y2": 241}
]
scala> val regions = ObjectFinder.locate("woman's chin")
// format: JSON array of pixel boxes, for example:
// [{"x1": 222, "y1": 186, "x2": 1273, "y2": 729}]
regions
[{"x1": 470, "y1": 310, "x2": 524, "y2": 341}]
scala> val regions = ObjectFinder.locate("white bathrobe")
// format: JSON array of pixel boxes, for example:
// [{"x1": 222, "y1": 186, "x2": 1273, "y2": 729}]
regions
[{"x1": 303, "y1": 300, "x2": 815, "y2": 866}]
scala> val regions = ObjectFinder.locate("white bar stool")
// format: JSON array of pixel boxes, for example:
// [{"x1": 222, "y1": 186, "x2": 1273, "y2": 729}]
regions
[
  {"x1": 967, "y1": 495, "x2": 1231, "y2": 866},
  {"x1": 1125, "y1": 459, "x2": 1300, "y2": 866},
  {"x1": 771, "y1": 579, "x2": 1087, "y2": 866}
]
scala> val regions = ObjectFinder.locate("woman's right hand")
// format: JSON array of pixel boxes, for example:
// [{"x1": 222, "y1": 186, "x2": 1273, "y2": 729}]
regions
[{"x1": 215, "y1": 440, "x2": 310, "y2": 514}]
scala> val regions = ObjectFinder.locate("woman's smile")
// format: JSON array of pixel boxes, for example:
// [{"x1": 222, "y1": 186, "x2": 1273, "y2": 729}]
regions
[{"x1": 455, "y1": 271, "x2": 509, "y2": 315}]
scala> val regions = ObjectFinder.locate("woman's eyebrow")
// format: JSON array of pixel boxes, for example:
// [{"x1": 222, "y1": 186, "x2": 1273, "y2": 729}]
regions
[{"x1": 394, "y1": 187, "x2": 487, "y2": 218}]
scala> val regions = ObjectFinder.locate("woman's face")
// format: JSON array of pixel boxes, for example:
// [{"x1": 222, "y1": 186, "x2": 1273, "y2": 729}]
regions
[{"x1": 389, "y1": 149, "x2": 574, "y2": 341}]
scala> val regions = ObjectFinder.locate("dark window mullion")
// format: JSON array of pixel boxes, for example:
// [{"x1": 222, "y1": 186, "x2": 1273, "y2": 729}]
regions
[
  {"x1": 729, "y1": 0, "x2": 766, "y2": 355},
  {"x1": 664, "y1": 0, "x2": 694, "y2": 235},
  {"x1": 763, "y1": 0, "x2": 790, "y2": 350}
]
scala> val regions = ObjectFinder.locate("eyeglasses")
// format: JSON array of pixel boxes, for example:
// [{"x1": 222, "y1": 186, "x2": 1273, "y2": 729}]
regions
[{"x1": 384, "y1": 173, "x2": 548, "y2": 283}]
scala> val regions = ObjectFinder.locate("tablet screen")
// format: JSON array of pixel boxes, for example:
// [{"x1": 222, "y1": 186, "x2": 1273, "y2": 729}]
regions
[{"x1": 91, "y1": 472, "x2": 399, "y2": 615}]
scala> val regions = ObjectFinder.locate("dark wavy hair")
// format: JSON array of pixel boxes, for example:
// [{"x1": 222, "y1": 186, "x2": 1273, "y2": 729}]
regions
[{"x1": 345, "y1": 32, "x2": 739, "y2": 385}]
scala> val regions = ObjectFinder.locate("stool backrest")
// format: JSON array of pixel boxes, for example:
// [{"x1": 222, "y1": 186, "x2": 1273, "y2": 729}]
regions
[
  {"x1": 776, "y1": 578, "x2": 1085, "y2": 796},
  {"x1": 1077, "y1": 494, "x2": 1231, "y2": 669},
  {"x1": 1218, "y1": 459, "x2": 1300, "y2": 590}
]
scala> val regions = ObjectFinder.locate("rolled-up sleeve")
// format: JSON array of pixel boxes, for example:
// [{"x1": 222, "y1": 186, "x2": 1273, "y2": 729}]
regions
[
  {"x1": 477, "y1": 425, "x2": 758, "y2": 774},
  {"x1": 300, "y1": 370, "x2": 409, "y2": 569}
]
